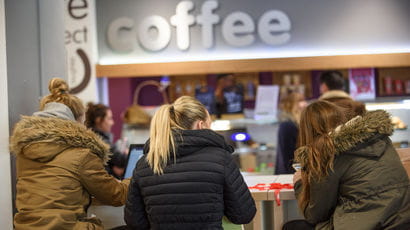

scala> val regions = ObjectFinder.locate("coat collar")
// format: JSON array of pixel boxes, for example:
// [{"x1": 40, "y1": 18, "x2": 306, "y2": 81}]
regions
[
  {"x1": 319, "y1": 90, "x2": 352, "y2": 100},
  {"x1": 33, "y1": 102, "x2": 76, "y2": 121},
  {"x1": 143, "y1": 129, "x2": 234, "y2": 157},
  {"x1": 10, "y1": 116, "x2": 111, "y2": 164}
]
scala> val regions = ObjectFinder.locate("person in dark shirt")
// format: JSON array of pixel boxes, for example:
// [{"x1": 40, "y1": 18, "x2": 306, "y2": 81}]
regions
[
  {"x1": 215, "y1": 74, "x2": 244, "y2": 117},
  {"x1": 275, "y1": 92, "x2": 307, "y2": 175}
]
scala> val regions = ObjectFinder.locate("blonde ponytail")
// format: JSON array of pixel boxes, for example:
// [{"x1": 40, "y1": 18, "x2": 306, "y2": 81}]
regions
[
  {"x1": 146, "y1": 96, "x2": 208, "y2": 175},
  {"x1": 147, "y1": 105, "x2": 176, "y2": 175}
]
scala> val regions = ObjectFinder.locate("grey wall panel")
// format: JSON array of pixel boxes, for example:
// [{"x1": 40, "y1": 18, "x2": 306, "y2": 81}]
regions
[
  {"x1": 39, "y1": 0, "x2": 67, "y2": 96},
  {"x1": 6, "y1": 0, "x2": 41, "y2": 127},
  {"x1": 5, "y1": 0, "x2": 67, "y2": 215}
]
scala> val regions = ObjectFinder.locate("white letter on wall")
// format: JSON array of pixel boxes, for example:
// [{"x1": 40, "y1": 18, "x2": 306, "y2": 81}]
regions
[
  {"x1": 258, "y1": 10, "x2": 291, "y2": 45},
  {"x1": 138, "y1": 15, "x2": 171, "y2": 51},
  {"x1": 170, "y1": 1, "x2": 196, "y2": 50},
  {"x1": 107, "y1": 17, "x2": 134, "y2": 52},
  {"x1": 222, "y1": 12, "x2": 255, "y2": 47},
  {"x1": 196, "y1": 0, "x2": 220, "y2": 49}
]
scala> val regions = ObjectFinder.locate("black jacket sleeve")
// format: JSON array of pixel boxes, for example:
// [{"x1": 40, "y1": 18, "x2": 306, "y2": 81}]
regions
[
  {"x1": 124, "y1": 169, "x2": 149, "y2": 230},
  {"x1": 223, "y1": 152, "x2": 256, "y2": 224}
]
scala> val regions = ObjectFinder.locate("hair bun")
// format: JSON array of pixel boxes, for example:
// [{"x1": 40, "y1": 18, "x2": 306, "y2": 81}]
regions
[
  {"x1": 87, "y1": 102, "x2": 95, "y2": 108},
  {"x1": 48, "y1": 78, "x2": 69, "y2": 97}
]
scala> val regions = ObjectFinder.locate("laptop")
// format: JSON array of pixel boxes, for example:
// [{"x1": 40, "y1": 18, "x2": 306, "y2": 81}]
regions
[{"x1": 123, "y1": 144, "x2": 145, "y2": 179}]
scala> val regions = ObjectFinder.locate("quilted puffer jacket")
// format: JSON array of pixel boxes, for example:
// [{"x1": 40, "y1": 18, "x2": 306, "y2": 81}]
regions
[{"x1": 125, "y1": 129, "x2": 256, "y2": 229}]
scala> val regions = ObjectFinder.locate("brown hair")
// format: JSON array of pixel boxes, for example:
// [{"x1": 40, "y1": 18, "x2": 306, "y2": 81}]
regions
[
  {"x1": 85, "y1": 103, "x2": 109, "y2": 129},
  {"x1": 147, "y1": 96, "x2": 209, "y2": 175},
  {"x1": 279, "y1": 92, "x2": 305, "y2": 123},
  {"x1": 39, "y1": 78, "x2": 84, "y2": 120},
  {"x1": 322, "y1": 97, "x2": 366, "y2": 120},
  {"x1": 296, "y1": 100, "x2": 347, "y2": 211}
]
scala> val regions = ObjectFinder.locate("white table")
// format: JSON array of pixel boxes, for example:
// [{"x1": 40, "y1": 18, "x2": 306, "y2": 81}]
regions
[{"x1": 243, "y1": 174, "x2": 297, "y2": 230}]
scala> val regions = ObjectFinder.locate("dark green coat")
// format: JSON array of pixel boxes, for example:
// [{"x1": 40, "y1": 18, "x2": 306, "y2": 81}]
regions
[{"x1": 295, "y1": 110, "x2": 410, "y2": 230}]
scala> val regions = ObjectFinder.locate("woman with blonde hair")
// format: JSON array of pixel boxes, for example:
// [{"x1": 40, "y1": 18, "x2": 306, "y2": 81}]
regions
[
  {"x1": 285, "y1": 100, "x2": 410, "y2": 229},
  {"x1": 124, "y1": 96, "x2": 256, "y2": 229},
  {"x1": 275, "y1": 92, "x2": 306, "y2": 174},
  {"x1": 10, "y1": 78, "x2": 129, "y2": 230}
]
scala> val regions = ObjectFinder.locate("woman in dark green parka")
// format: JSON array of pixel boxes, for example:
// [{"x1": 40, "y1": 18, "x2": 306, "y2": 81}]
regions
[{"x1": 290, "y1": 100, "x2": 410, "y2": 230}]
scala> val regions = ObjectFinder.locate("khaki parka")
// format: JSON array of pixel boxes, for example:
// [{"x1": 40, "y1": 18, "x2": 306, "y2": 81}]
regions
[
  {"x1": 10, "y1": 115, "x2": 129, "y2": 230},
  {"x1": 295, "y1": 110, "x2": 410, "y2": 230}
]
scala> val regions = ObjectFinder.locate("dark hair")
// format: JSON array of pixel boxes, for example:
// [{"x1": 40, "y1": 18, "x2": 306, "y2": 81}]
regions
[
  {"x1": 85, "y1": 103, "x2": 109, "y2": 129},
  {"x1": 217, "y1": 73, "x2": 233, "y2": 80},
  {"x1": 319, "y1": 71, "x2": 345, "y2": 90}
]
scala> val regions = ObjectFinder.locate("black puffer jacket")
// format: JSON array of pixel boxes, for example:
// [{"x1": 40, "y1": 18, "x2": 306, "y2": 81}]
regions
[{"x1": 124, "y1": 129, "x2": 256, "y2": 229}]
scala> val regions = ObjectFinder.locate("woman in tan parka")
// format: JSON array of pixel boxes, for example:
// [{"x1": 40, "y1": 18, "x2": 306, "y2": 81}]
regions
[{"x1": 10, "y1": 78, "x2": 129, "y2": 230}]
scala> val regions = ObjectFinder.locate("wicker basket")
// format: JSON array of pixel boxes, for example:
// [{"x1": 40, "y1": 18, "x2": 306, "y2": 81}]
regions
[{"x1": 123, "y1": 80, "x2": 168, "y2": 125}]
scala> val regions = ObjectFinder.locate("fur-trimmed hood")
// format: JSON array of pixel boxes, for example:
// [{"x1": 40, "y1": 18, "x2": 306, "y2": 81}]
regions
[
  {"x1": 296, "y1": 110, "x2": 394, "y2": 161},
  {"x1": 331, "y1": 110, "x2": 393, "y2": 155},
  {"x1": 10, "y1": 116, "x2": 111, "y2": 163}
]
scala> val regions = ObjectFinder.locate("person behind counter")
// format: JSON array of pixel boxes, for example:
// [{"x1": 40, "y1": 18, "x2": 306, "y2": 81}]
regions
[
  {"x1": 215, "y1": 73, "x2": 244, "y2": 117},
  {"x1": 124, "y1": 96, "x2": 256, "y2": 229},
  {"x1": 86, "y1": 103, "x2": 127, "y2": 179},
  {"x1": 286, "y1": 100, "x2": 410, "y2": 230},
  {"x1": 10, "y1": 78, "x2": 129, "y2": 230},
  {"x1": 275, "y1": 92, "x2": 307, "y2": 175},
  {"x1": 319, "y1": 70, "x2": 352, "y2": 100}
]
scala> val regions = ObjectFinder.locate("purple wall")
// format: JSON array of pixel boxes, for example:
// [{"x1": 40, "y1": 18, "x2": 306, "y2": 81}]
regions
[
  {"x1": 259, "y1": 72, "x2": 273, "y2": 85},
  {"x1": 108, "y1": 78, "x2": 134, "y2": 142}
]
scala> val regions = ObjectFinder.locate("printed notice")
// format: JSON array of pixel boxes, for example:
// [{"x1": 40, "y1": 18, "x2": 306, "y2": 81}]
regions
[
  {"x1": 349, "y1": 68, "x2": 376, "y2": 101},
  {"x1": 254, "y1": 85, "x2": 279, "y2": 120}
]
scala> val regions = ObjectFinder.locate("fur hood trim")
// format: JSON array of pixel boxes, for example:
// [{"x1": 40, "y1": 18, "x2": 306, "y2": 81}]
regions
[
  {"x1": 10, "y1": 116, "x2": 110, "y2": 163},
  {"x1": 331, "y1": 110, "x2": 393, "y2": 153},
  {"x1": 296, "y1": 110, "x2": 393, "y2": 163}
]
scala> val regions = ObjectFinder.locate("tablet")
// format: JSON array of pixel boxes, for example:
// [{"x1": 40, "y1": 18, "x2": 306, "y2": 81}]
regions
[{"x1": 123, "y1": 144, "x2": 144, "y2": 179}]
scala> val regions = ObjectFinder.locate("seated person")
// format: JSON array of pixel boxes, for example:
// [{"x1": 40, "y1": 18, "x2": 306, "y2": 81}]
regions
[
  {"x1": 10, "y1": 78, "x2": 129, "y2": 230},
  {"x1": 124, "y1": 96, "x2": 256, "y2": 229},
  {"x1": 285, "y1": 100, "x2": 410, "y2": 229},
  {"x1": 86, "y1": 103, "x2": 127, "y2": 179}
]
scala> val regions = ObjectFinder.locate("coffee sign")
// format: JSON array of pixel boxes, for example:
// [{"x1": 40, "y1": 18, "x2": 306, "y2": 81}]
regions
[
  {"x1": 97, "y1": 0, "x2": 410, "y2": 64},
  {"x1": 106, "y1": 1, "x2": 291, "y2": 53}
]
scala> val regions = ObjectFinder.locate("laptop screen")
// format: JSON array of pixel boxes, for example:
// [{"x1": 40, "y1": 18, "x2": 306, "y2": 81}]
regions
[{"x1": 124, "y1": 144, "x2": 144, "y2": 179}]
